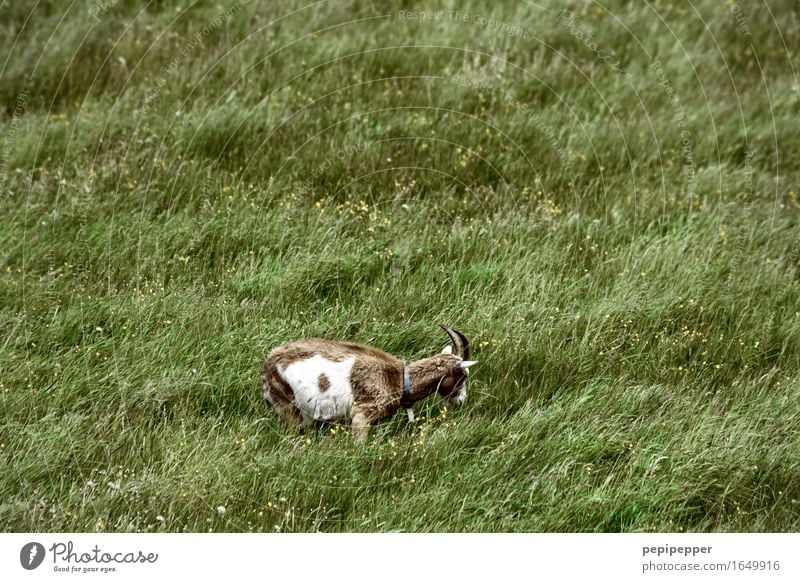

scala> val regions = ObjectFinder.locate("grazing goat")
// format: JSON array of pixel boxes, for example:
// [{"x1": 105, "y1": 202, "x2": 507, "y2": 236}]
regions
[{"x1": 261, "y1": 325, "x2": 476, "y2": 438}]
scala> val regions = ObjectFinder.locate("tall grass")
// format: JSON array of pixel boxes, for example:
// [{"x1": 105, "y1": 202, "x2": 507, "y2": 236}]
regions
[{"x1": 1, "y1": 0, "x2": 798, "y2": 532}]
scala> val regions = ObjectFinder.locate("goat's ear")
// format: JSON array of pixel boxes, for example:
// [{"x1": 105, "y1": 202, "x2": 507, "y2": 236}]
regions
[
  {"x1": 460, "y1": 360, "x2": 477, "y2": 368},
  {"x1": 441, "y1": 345, "x2": 453, "y2": 354}
]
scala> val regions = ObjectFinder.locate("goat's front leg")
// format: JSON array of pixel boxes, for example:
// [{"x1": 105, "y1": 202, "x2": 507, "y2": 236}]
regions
[{"x1": 351, "y1": 406, "x2": 373, "y2": 441}]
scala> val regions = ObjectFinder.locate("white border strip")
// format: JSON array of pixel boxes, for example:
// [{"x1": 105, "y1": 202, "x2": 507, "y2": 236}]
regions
[{"x1": 2, "y1": 533, "x2": 798, "y2": 581}]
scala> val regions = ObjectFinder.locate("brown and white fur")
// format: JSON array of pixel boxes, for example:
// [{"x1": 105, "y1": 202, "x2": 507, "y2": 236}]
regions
[{"x1": 261, "y1": 325, "x2": 476, "y2": 439}]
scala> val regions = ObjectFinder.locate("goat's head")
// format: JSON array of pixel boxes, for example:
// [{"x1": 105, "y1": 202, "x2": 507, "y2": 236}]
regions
[{"x1": 434, "y1": 324, "x2": 477, "y2": 406}]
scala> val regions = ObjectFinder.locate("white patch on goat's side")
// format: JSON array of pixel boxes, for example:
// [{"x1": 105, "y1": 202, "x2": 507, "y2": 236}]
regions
[{"x1": 278, "y1": 355, "x2": 356, "y2": 421}]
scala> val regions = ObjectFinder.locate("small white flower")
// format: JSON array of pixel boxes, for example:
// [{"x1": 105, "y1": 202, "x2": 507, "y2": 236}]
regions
[
  {"x1": 216, "y1": 505, "x2": 226, "y2": 515},
  {"x1": 156, "y1": 515, "x2": 165, "y2": 522},
  {"x1": 95, "y1": 327, "x2": 103, "y2": 332}
]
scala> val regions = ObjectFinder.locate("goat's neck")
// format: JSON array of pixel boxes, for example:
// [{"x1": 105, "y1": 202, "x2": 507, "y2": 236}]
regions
[{"x1": 405, "y1": 358, "x2": 445, "y2": 403}]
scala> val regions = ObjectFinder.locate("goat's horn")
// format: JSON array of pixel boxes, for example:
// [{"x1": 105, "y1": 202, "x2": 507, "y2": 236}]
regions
[{"x1": 439, "y1": 324, "x2": 470, "y2": 359}]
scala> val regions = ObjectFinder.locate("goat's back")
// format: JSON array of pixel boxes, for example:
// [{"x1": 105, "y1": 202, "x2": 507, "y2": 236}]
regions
[{"x1": 266, "y1": 338, "x2": 401, "y2": 368}]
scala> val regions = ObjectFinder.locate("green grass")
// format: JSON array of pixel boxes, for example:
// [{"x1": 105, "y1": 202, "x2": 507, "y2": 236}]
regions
[{"x1": 1, "y1": 0, "x2": 799, "y2": 532}]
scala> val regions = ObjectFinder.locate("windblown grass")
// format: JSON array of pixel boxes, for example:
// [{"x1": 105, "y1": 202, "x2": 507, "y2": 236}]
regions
[{"x1": 1, "y1": 0, "x2": 798, "y2": 532}]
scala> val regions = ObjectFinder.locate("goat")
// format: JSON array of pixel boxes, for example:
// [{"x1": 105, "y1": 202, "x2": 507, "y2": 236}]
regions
[{"x1": 261, "y1": 325, "x2": 476, "y2": 439}]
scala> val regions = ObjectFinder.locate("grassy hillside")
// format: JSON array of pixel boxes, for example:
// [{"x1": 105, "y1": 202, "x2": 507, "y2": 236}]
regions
[{"x1": 1, "y1": 0, "x2": 798, "y2": 532}]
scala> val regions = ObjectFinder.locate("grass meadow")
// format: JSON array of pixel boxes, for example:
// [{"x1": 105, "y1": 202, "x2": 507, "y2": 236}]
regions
[{"x1": 1, "y1": 0, "x2": 799, "y2": 532}]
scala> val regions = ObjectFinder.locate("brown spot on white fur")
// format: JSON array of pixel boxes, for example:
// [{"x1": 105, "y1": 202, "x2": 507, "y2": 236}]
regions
[{"x1": 318, "y1": 373, "x2": 331, "y2": 392}]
